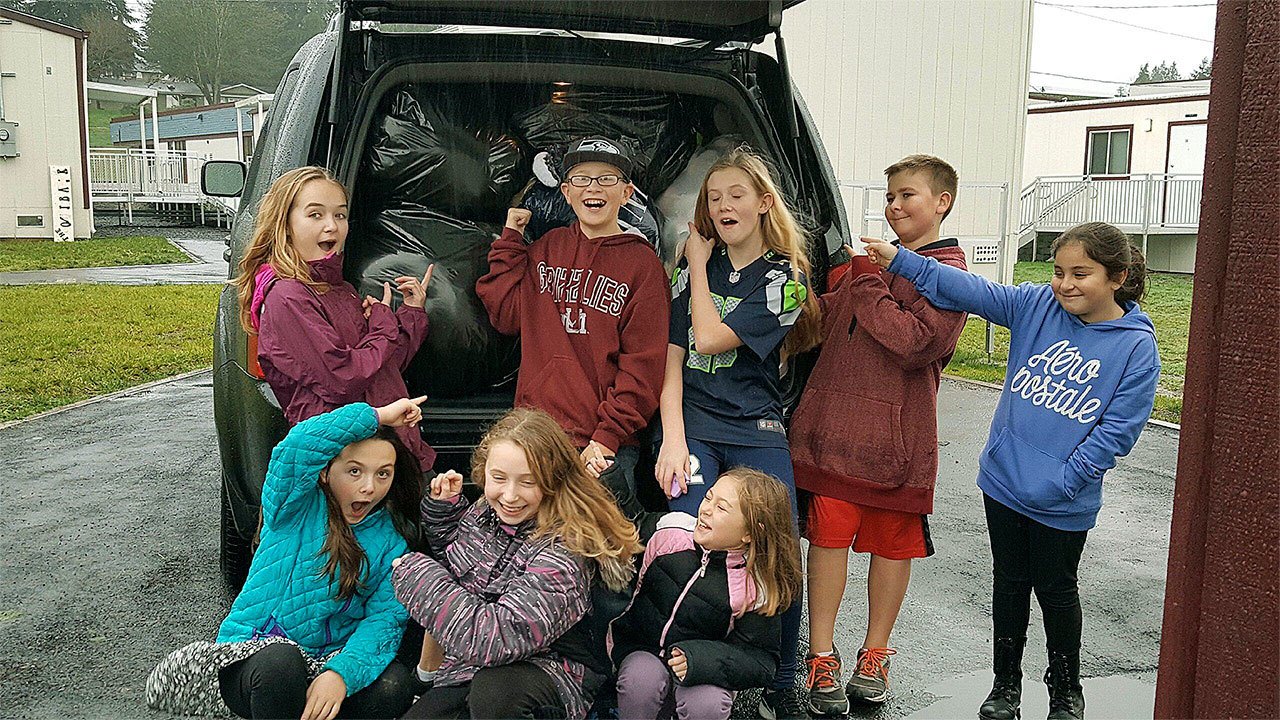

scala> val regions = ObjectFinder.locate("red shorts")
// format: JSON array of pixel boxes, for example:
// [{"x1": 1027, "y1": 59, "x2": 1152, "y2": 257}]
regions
[{"x1": 805, "y1": 495, "x2": 934, "y2": 559}]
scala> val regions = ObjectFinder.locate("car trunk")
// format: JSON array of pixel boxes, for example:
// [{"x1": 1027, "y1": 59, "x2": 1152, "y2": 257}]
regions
[{"x1": 321, "y1": 14, "x2": 844, "y2": 468}]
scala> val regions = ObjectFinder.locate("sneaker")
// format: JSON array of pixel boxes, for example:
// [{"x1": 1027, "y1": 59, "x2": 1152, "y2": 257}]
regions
[
  {"x1": 845, "y1": 647, "x2": 896, "y2": 704},
  {"x1": 758, "y1": 686, "x2": 809, "y2": 720},
  {"x1": 804, "y1": 650, "x2": 849, "y2": 716}
]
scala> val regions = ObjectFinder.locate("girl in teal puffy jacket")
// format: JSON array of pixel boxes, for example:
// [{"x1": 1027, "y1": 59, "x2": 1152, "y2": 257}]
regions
[{"x1": 147, "y1": 398, "x2": 427, "y2": 720}]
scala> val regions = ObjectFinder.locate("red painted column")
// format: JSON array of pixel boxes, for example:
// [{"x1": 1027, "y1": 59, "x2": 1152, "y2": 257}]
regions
[{"x1": 1154, "y1": 1, "x2": 1279, "y2": 718}]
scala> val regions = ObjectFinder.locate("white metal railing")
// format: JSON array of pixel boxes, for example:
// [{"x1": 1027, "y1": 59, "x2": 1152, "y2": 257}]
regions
[
  {"x1": 89, "y1": 147, "x2": 238, "y2": 227},
  {"x1": 89, "y1": 147, "x2": 208, "y2": 201},
  {"x1": 1018, "y1": 173, "x2": 1204, "y2": 241}
]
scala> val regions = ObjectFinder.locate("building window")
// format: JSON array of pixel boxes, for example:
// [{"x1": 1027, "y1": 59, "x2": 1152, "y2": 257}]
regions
[
  {"x1": 17, "y1": 215, "x2": 45, "y2": 227},
  {"x1": 1086, "y1": 127, "x2": 1131, "y2": 176}
]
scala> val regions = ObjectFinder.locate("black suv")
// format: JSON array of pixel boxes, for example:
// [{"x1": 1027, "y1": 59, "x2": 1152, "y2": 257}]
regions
[{"x1": 206, "y1": 0, "x2": 851, "y2": 590}]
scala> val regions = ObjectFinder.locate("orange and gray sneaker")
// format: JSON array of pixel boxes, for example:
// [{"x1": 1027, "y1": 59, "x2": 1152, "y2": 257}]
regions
[
  {"x1": 805, "y1": 649, "x2": 850, "y2": 716},
  {"x1": 846, "y1": 647, "x2": 896, "y2": 704}
]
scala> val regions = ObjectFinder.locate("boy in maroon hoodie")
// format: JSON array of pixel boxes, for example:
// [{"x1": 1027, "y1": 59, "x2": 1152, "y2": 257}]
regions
[
  {"x1": 476, "y1": 136, "x2": 669, "y2": 518},
  {"x1": 789, "y1": 155, "x2": 968, "y2": 714}
]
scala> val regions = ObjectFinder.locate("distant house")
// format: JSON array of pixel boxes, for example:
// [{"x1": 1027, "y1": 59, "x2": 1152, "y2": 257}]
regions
[
  {"x1": 0, "y1": 7, "x2": 93, "y2": 239},
  {"x1": 110, "y1": 95, "x2": 271, "y2": 168},
  {"x1": 1020, "y1": 80, "x2": 1208, "y2": 272}
]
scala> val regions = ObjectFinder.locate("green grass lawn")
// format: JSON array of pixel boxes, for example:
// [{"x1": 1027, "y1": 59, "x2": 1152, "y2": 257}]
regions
[
  {"x1": 89, "y1": 103, "x2": 134, "y2": 147},
  {"x1": 945, "y1": 261, "x2": 1193, "y2": 424},
  {"x1": 0, "y1": 285, "x2": 220, "y2": 423},
  {"x1": 0, "y1": 236, "x2": 190, "y2": 272}
]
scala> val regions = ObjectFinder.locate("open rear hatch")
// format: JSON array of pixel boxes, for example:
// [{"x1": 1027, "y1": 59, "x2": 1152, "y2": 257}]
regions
[
  {"x1": 324, "y1": 1, "x2": 834, "y2": 469},
  {"x1": 340, "y1": 1, "x2": 802, "y2": 42}
]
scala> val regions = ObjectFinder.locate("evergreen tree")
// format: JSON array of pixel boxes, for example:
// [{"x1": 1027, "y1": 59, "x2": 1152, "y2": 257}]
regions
[
  {"x1": 1190, "y1": 57, "x2": 1211, "y2": 80},
  {"x1": 144, "y1": 0, "x2": 333, "y2": 103}
]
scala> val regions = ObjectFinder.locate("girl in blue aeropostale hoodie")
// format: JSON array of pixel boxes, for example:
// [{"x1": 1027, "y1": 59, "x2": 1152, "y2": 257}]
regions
[{"x1": 865, "y1": 222, "x2": 1159, "y2": 720}]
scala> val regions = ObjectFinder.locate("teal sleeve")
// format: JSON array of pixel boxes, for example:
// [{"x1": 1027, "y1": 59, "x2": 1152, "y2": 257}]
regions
[
  {"x1": 323, "y1": 535, "x2": 410, "y2": 695},
  {"x1": 261, "y1": 403, "x2": 379, "y2": 530}
]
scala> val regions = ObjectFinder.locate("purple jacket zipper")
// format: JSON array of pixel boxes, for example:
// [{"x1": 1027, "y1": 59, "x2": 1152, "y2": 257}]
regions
[{"x1": 658, "y1": 549, "x2": 710, "y2": 648}]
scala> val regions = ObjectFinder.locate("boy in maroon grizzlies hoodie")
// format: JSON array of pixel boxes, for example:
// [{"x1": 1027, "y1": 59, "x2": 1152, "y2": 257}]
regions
[
  {"x1": 789, "y1": 155, "x2": 968, "y2": 714},
  {"x1": 476, "y1": 136, "x2": 669, "y2": 518}
]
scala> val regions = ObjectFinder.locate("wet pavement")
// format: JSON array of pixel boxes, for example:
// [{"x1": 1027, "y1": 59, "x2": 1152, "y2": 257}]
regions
[
  {"x1": 0, "y1": 226, "x2": 229, "y2": 285},
  {"x1": 0, "y1": 376, "x2": 1177, "y2": 719}
]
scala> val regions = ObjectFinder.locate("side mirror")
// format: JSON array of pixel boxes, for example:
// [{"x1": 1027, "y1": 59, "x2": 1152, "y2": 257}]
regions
[{"x1": 202, "y1": 160, "x2": 247, "y2": 198}]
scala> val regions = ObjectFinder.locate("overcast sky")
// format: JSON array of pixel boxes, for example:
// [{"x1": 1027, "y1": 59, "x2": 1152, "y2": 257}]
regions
[{"x1": 1030, "y1": 0, "x2": 1217, "y2": 95}]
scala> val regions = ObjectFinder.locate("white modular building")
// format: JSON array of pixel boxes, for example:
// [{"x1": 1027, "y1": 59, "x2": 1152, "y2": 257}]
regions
[
  {"x1": 0, "y1": 7, "x2": 93, "y2": 239},
  {"x1": 1021, "y1": 81, "x2": 1208, "y2": 272},
  {"x1": 783, "y1": 0, "x2": 1034, "y2": 281}
]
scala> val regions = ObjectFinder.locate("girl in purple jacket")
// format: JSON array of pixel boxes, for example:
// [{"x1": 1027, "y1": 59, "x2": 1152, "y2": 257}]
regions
[
  {"x1": 231, "y1": 165, "x2": 436, "y2": 473},
  {"x1": 392, "y1": 408, "x2": 643, "y2": 719}
]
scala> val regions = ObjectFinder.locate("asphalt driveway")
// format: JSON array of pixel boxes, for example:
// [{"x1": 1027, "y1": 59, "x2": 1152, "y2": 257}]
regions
[{"x1": 0, "y1": 375, "x2": 1177, "y2": 719}]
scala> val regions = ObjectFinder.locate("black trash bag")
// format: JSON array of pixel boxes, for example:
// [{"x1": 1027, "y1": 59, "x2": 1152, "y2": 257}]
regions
[
  {"x1": 619, "y1": 187, "x2": 664, "y2": 255},
  {"x1": 364, "y1": 87, "x2": 528, "y2": 221},
  {"x1": 516, "y1": 149, "x2": 664, "y2": 252},
  {"x1": 347, "y1": 205, "x2": 517, "y2": 399},
  {"x1": 519, "y1": 183, "x2": 578, "y2": 244},
  {"x1": 513, "y1": 89, "x2": 698, "y2": 195}
]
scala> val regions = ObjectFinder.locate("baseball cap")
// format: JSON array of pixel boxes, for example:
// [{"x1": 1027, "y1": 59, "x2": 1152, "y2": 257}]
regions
[{"x1": 561, "y1": 136, "x2": 633, "y2": 179}]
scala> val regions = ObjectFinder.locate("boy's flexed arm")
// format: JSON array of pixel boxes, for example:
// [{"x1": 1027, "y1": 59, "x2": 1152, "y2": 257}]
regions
[
  {"x1": 843, "y1": 259, "x2": 968, "y2": 370},
  {"x1": 475, "y1": 209, "x2": 534, "y2": 335}
]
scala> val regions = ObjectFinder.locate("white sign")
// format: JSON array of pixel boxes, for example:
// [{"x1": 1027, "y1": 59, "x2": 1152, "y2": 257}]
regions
[{"x1": 50, "y1": 165, "x2": 74, "y2": 242}]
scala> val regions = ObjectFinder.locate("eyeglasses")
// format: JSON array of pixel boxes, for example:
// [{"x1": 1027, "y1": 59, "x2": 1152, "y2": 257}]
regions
[{"x1": 566, "y1": 174, "x2": 624, "y2": 188}]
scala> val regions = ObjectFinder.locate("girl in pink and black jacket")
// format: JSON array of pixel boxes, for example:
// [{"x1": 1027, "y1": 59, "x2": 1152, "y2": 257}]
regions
[
  {"x1": 393, "y1": 408, "x2": 642, "y2": 720},
  {"x1": 608, "y1": 469, "x2": 802, "y2": 720}
]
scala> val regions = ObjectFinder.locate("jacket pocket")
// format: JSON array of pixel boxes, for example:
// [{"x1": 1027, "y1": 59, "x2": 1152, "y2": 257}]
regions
[
  {"x1": 531, "y1": 355, "x2": 597, "y2": 435},
  {"x1": 795, "y1": 389, "x2": 908, "y2": 486},
  {"x1": 983, "y1": 428, "x2": 1071, "y2": 513}
]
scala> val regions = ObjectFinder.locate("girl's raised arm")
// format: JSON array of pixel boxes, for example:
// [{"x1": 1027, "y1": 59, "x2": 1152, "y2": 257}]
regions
[
  {"x1": 866, "y1": 238, "x2": 1034, "y2": 329},
  {"x1": 419, "y1": 470, "x2": 468, "y2": 553},
  {"x1": 262, "y1": 403, "x2": 378, "y2": 530}
]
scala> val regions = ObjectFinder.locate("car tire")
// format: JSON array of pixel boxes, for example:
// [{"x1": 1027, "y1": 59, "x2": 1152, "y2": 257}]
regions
[{"x1": 220, "y1": 476, "x2": 252, "y2": 594}]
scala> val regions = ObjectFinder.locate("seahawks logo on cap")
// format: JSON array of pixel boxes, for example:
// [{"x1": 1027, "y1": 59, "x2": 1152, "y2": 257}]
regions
[{"x1": 575, "y1": 139, "x2": 621, "y2": 154}]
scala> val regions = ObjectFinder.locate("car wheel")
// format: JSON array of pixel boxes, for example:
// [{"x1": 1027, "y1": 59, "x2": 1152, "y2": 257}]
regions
[{"x1": 220, "y1": 476, "x2": 252, "y2": 594}]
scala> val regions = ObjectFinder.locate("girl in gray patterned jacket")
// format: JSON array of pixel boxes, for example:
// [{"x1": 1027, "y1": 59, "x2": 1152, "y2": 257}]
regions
[{"x1": 392, "y1": 407, "x2": 643, "y2": 719}]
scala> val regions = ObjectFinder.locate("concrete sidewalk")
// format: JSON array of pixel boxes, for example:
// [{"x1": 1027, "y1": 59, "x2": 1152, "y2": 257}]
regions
[{"x1": 0, "y1": 226, "x2": 229, "y2": 285}]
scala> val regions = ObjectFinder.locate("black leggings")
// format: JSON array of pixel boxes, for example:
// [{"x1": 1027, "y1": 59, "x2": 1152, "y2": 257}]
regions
[
  {"x1": 984, "y1": 494, "x2": 1089, "y2": 652},
  {"x1": 218, "y1": 642, "x2": 416, "y2": 719},
  {"x1": 402, "y1": 662, "x2": 567, "y2": 719}
]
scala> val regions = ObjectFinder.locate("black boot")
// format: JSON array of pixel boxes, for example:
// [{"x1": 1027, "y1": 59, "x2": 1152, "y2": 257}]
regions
[
  {"x1": 1044, "y1": 650, "x2": 1085, "y2": 720},
  {"x1": 979, "y1": 637, "x2": 1024, "y2": 720}
]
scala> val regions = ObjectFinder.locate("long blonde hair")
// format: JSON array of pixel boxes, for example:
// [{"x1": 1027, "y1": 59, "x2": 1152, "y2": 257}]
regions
[
  {"x1": 470, "y1": 408, "x2": 642, "y2": 592},
  {"x1": 720, "y1": 467, "x2": 803, "y2": 616},
  {"x1": 692, "y1": 147, "x2": 822, "y2": 357},
  {"x1": 233, "y1": 166, "x2": 348, "y2": 334}
]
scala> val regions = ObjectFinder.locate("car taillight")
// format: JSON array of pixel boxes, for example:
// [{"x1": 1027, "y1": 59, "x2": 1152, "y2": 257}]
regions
[{"x1": 246, "y1": 335, "x2": 265, "y2": 379}]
